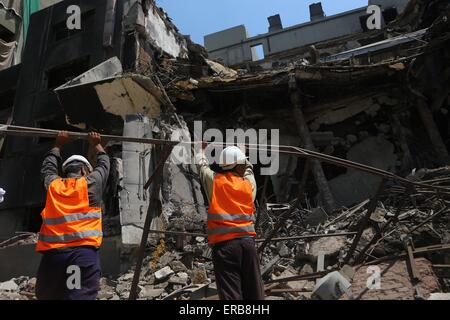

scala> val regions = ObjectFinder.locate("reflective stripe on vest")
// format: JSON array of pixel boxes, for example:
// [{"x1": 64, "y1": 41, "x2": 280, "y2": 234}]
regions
[
  {"x1": 207, "y1": 224, "x2": 255, "y2": 235},
  {"x1": 207, "y1": 213, "x2": 255, "y2": 222},
  {"x1": 36, "y1": 177, "x2": 103, "y2": 252},
  {"x1": 38, "y1": 230, "x2": 103, "y2": 243},
  {"x1": 207, "y1": 172, "x2": 256, "y2": 244},
  {"x1": 43, "y1": 212, "x2": 102, "y2": 225}
]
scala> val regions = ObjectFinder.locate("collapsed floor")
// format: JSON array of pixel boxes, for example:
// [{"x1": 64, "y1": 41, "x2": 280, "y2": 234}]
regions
[
  {"x1": 0, "y1": 0, "x2": 450, "y2": 300},
  {"x1": 1, "y1": 166, "x2": 450, "y2": 300}
]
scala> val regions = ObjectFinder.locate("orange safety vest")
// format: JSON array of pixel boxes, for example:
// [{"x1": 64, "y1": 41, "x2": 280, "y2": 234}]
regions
[
  {"x1": 36, "y1": 177, "x2": 103, "y2": 252},
  {"x1": 207, "y1": 172, "x2": 256, "y2": 244}
]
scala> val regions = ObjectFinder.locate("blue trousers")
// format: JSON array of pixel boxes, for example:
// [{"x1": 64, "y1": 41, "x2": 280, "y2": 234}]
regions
[{"x1": 36, "y1": 247, "x2": 101, "y2": 300}]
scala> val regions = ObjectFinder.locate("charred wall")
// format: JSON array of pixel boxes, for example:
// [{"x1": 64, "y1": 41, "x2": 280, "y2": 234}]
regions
[{"x1": 0, "y1": 0, "x2": 127, "y2": 238}]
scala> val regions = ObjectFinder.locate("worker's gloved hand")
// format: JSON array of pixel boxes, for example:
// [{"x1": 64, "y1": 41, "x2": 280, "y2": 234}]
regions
[
  {"x1": 88, "y1": 132, "x2": 101, "y2": 146},
  {"x1": 88, "y1": 132, "x2": 105, "y2": 154},
  {"x1": 55, "y1": 131, "x2": 71, "y2": 148}
]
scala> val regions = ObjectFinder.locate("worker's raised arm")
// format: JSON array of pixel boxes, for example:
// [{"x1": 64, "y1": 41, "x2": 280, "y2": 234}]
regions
[
  {"x1": 243, "y1": 160, "x2": 257, "y2": 202},
  {"x1": 87, "y1": 132, "x2": 110, "y2": 194},
  {"x1": 195, "y1": 142, "x2": 215, "y2": 203},
  {"x1": 41, "y1": 131, "x2": 70, "y2": 190}
]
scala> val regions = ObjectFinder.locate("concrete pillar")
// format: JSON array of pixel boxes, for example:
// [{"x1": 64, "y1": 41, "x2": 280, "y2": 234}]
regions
[{"x1": 416, "y1": 98, "x2": 450, "y2": 165}]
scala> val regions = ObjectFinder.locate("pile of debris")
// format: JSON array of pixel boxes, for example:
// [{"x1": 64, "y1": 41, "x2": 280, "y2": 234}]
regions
[
  {"x1": 255, "y1": 167, "x2": 450, "y2": 300},
  {"x1": 0, "y1": 277, "x2": 36, "y2": 300},
  {"x1": 0, "y1": 166, "x2": 449, "y2": 300},
  {"x1": 0, "y1": 167, "x2": 450, "y2": 300},
  {"x1": 97, "y1": 238, "x2": 217, "y2": 300},
  {"x1": 94, "y1": 163, "x2": 450, "y2": 301},
  {"x1": 0, "y1": 234, "x2": 217, "y2": 301}
]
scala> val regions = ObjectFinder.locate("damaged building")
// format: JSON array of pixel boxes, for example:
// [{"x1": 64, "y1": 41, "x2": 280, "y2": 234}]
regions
[{"x1": 0, "y1": 0, "x2": 450, "y2": 300}]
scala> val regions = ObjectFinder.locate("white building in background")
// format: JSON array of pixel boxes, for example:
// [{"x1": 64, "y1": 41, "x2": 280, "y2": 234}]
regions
[{"x1": 204, "y1": 0, "x2": 411, "y2": 66}]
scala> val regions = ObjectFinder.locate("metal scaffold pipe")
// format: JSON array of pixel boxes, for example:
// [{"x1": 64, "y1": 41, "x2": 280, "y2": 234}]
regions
[{"x1": 0, "y1": 124, "x2": 447, "y2": 192}]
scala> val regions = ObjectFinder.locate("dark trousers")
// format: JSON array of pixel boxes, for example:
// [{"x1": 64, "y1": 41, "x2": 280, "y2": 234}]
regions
[
  {"x1": 36, "y1": 247, "x2": 101, "y2": 300},
  {"x1": 212, "y1": 238, "x2": 265, "y2": 300}
]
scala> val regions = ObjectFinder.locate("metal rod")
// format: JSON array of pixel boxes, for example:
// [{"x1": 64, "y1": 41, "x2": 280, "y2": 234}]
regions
[
  {"x1": 0, "y1": 126, "x2": 179, "y2": 146},
  {"x1": 408, "y1": 207, "x2": 450, "y2": 234},
  {"x1": 143, "y1": 229, "x2": 357, "y2": 243},
  {"x1": 264, "y1": 270, "x2": 331, "y2": 284},
  {"x1": 0, "y1": 124, "x2": 447, "y2": 191},
  {"x1": 255, "y1": 232, "x2": 357, "y2": 243}
]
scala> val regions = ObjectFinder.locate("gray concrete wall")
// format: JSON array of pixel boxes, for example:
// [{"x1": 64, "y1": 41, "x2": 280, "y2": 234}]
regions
[
  {"x1": 206, "y1": 8, "x2": 366, "y2": 66},
  {"x1": 119, "y1": 116, "x2": 154, "y2": 245},
  {"x1": 205, "y1": 25, "x2": 255, "y2": 65},
  {"x1": 204, "y1": 25, "x2": 248, "y2": 51},
  {"x1": 144, "y1": 4, "x2": 188, "y2": 58}
]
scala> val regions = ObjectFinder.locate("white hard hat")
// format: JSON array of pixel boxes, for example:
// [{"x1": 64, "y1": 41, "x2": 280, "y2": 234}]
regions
[
  {"x1": 219, "y1": 146, "x2": 247, "y2": 170},
  {"x1": 63, "y1": 155, "x2": 93, "y2": 173},
  {"x1": 0, "y1": 188, "x2": 5, "y2": 204}
]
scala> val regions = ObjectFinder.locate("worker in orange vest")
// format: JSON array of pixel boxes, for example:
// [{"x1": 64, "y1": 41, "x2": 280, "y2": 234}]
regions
[
  {"x1": 197, "y1": 143, "x2": 264, "y2": 300},
  {"x1": 35, "y1": 131, "x2": 110, "y2": 300}
]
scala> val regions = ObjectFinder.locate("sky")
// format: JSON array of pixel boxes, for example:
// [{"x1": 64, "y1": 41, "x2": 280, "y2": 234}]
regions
[{"x1": 156, "y1": 0, "x2": 369, "y2": 45}]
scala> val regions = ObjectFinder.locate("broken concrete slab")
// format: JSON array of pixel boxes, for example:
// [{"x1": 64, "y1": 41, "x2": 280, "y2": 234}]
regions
[
  {"x1": 115, "y1": 282, "x2": 131, "y2": 295},
  {"x1": 261, "y1": 255, "x2": 281, "y2": 277},
  {"x1": 277, "y1": 243, "x2": 291, "y2": 258},
  {"x1": 158, "y1": 252, "x2": 177, "y2": 268},
  {"x1": 428, "y1": 293, "x2": 450, "y2": 300},
  {"x1": 169, "y1": 260, "x2": 188, "y2": 273},
  {"x1": 313, "y1": 271, "x2": 352, "y2": 300},
  {"x1": 169, "y1": 272, "x2": 189, "y2": 285},
  {"x1": 0, "y1": 279, "x2": 18, "y2": 292},
  {"x1": 308, "y1": 236, "x2": 347, "y2": 258},
  {"x1": 309, "y1": 97, "x2": 377, "y2": 130},
  {"x1": 54, "y1": 58, "x2": 164, "y2": 130},
  {"x1": 300, "y1": 263, "x2": 314, "y2": 275},
  {"x1": 348, "y1": 258, "x2": 441, "y2": 300},
  {"x1": 295, "y1": 236, "x2": 347, "y2": 265},
  {"x1": 139, "y1": 286, "x2": 165, "y2": 299},
  {"x1": 195, "y1": 237, "x2": 205, "y2": 243}
]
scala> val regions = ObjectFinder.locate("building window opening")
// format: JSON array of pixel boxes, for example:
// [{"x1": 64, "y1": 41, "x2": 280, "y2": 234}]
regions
[{"x1": 251, "y1": 44, "x2": 265, "y2": 61}]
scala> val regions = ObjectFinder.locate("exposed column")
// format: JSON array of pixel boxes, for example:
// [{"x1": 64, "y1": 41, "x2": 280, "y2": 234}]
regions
[
  {"x1": 288, "y1": 74, "x2": 336, "y2": 213},
  {"x1": 415, "y1": 98, "x2": 450, "y2": 165}
]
